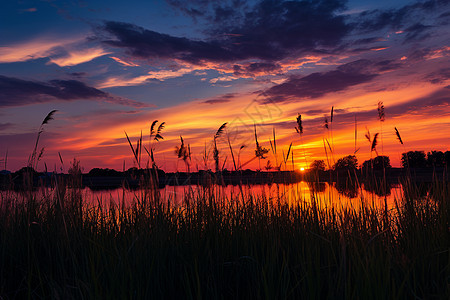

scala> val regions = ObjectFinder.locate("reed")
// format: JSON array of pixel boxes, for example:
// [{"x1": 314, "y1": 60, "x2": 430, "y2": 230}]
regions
[
  {"x1": 29, "y1": 110, "x2": 57, "y2": 170},
  {"x1": 1, "y1": 112, "x2": 448, "y2": 299},
  {"x1": 0, "y1": 174, "x2": 447, "y2": 299},
  {"x1": 213, "y1": 123, "x2": 227, "y2": 172}
]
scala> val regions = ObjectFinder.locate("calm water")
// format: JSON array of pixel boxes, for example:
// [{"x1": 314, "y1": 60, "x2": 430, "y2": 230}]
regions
[
  {"x1": 79, "y1": 182, "x2": 403, "y2": 211},
  {"x1": 2, "y1": 182, "x2": 404, "y2": 211}
]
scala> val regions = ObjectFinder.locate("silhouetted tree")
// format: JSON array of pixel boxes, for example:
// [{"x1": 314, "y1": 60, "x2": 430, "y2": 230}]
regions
[
  {"x1": 427, "y1": 151, "x2": 445, "y2": 168},
  {"x1": 310, "y1": 160, "x2": 326, "y2": 171},
  {"x1": 362, "y1": 156, "x2": 391, "y2": 171},
  {"x1": 68, "y1": 158, "x2": 83, "y2": 187},
  {"x1": 88, "y1": 168, "x2": 121, "y2": 177},
  {"x1": 445, "y1": 151, "x2": 450, "y2": 167},
  {"x1": 333, "y1": 155, "x2": 358, "y2": 173},
  {"x1": 401, "y1": 151, "x2": 426, "y2": 168}
]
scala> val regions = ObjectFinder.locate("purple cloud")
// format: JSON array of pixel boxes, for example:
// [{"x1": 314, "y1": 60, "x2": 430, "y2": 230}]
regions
[
  {"x1": 261, "y1": 59, "x2": 402, "y2": 103},
  {"x1": 0, "y1": 75, "x2": 149, "y2": 108},
  {"x1": 0, "y1": 123, "x2": 13, "y2": 131},
  {"x1": 102, "y1": 0, "x2": 350, "y2": 64},
  {"x1": 100, "y1": 0, "x2": 448, "y2": 70},
  {"x1": 233, "y1": 62, "x2": 281, "y2": 77},
  {"x1": 425, "y1": 68, "x2": 450, "y2": 84},
  {"x1": 203, "y1": 93, "x2": 236, "y2": 104}
]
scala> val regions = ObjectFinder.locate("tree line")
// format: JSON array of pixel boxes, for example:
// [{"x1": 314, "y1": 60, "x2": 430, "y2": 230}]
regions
[{"x1": 310, "y1": 150, "x2": 450, "y2": 173}]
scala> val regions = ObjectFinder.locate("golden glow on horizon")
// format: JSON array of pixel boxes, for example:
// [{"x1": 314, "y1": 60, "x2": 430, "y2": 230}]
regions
[
  {"x1": 2, "y1": 48, "x2": 449, "y2": 172},
  {"x1": 45, "y1": 79, "x2": 449, "y2": 172}
]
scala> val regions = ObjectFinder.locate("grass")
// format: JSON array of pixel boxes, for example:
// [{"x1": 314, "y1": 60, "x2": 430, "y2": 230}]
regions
[
  {"x1": 0, "y1": 176, "x2": 448, "y2": 299},
  {"x1": 1, "y1": 107, "x2": 448, "y2": 298}
]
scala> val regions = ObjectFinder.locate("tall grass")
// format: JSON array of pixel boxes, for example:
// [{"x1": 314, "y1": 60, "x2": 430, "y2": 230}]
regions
[
  {"x1": 0, "y1": 177, "x2": 448, "y2": 299},
  {"x1": 2, "y1": 110, "x2": 448, "y2": 299}
]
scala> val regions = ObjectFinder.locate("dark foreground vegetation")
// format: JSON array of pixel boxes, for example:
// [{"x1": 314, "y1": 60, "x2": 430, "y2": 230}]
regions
[
  {"x1": 1, "y1": 107, "x2": 448, "y2": 298},
  {"x1": 0, "y1": 175, "x2": 449, "y2": 299}
]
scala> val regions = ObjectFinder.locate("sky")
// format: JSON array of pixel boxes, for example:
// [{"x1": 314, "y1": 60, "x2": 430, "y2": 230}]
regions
[{"x1": 0, "y1": 0, "x2": 449, "y2": 172}]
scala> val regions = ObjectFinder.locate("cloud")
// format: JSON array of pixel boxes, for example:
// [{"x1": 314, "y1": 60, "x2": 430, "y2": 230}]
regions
[
  {"x1": 49, "y1": 47, "x2": 111, "y2": 67},
  {"x1": 69, "y1": 72, "x2": 87, "y2": 78},
  {"x1": 202, "y1": 93, "x2": 236, "y2": 104},
  {"x1": 0, "y1": 34, "x2": 111, "y2": 67},
  {"x1": 101, "y1": 0, "x2": 349, "y2": 64},
  {"x1": 233, "y1": 62, "x2": 282, "y2": 77},
  {"x1": 403, "y1": 23, "x2": 433, "y2": 41},
  {"x1": 166, "y1": 0, "x2": 247, "y2": 22},
  {"x1": 96, "y1": 0, "x2": 449, "y2": 84},
  {"x1": 20, "y1": 7, "x2": 37, "y2": 13},
  {"x1": 0, "y1": 123, "x2": 13, "y2": 131},
  {"x1": 388, "y1": 88, "x2": 450, "y2": 117},
  {"x1": 0, "y1": 75, "x2": 150, "y2": 108},
  {"x1": 102, "y1": 21, "x2": 238, "y2": 64},
  {"x1": 98, "y1": 68, "x2": 193, "y2": 88},
  {"x1": 354, "y1": 0, "x2": 449, "y2": 34},
  {"x1": 425, "y1": 68, "x2": 450, "y2": 84},
  {"x1": 262, "y1": 59, "x2": 402, "y2": 103},
  {"x1": 0, "y1": 36, "x2": 84, "y2": 63},
  {"x1": 408, "y1": 46, "x2": 450, "y2": 61},
  {"x1": 110, "y1": 56, "x2": 139, "y2": 67}
]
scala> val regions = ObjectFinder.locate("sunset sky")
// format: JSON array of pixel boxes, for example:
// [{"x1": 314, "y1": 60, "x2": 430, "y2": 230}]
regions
[{"x1": 1, "y1": 0, "x2": 449, "y2": 172}]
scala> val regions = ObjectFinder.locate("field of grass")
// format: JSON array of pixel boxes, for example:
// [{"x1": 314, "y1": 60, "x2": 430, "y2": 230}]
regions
[{"x1": 0, "y1": 177, "x2": 448, "y2": 299}]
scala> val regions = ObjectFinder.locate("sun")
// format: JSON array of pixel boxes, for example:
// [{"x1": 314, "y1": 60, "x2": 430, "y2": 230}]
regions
[{"x1": 300, "y1": 167, "x2": 305, "y2": 171}]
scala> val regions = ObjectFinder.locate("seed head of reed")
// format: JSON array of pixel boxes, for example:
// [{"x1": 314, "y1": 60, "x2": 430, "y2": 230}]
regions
[
  {"x1": 378, "y1": 101, "x2": 385, "y2": 122},
  {"x1": 214, "y1": 123, "x2": 227, "y2": 140},
  {"x1": 29, "y1": 110, "x2": 58, "y2": 168},
  {"x1": 295, "y1": 114, "x2": 303, "y2": 134},
  {"x1": 395, "y1": 127, "x2": 403, "y2": 145},
  {"x1": 371, "y1": 132, "x2": 379, "y2": 153}
]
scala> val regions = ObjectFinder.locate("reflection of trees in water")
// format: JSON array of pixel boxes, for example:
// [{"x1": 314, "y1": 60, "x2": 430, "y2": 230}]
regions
[
  {"x1": 334, "y1": 179, "x2": 358, "y2": 198},
  {"x1": 363, "y1": 180, "x2": 392, "y2": 197},
  {"x1": 307, "y1": 182, "x2": 326, "y2": 194},
  {"x1": 402, "y1": 182, "x2": 433, "y2": 200}
]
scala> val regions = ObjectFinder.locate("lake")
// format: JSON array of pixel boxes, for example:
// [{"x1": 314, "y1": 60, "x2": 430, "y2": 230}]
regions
[{"x1": 3, "y1": 181, "x2": 405, "y2": 212}]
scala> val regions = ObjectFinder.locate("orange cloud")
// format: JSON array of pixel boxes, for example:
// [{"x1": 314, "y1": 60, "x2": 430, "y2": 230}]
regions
[
  {"x1": 110, "y1": 56, "x2": 139, "y2": 67},
  {"x1": 0, "y1": 36, "x2": 85, "y2": 63},
  {"x1": 49, "y1": 47, "x2": 110, "y2": 67},
  {"x1": 3, "y1": 63, "x2": 449, "y2": 172},
  {"x1": 98, "y1": 68, "x2": 194, "y2": 88}
]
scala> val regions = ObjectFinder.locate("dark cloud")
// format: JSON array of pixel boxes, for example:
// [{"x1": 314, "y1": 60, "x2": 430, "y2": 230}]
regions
[
  {"x1": 0, "y1": 75, "x2": 149, "y2": 108},
  {"x1": 408, "y1": 46, "x2": 450, "y2": 61},
  {"x1": 166, "y1": 0, "x2": 248, "y2": 22},
  {"x1": 0, "y1": 123, "x2": 13, "y2": 131},
  {"x1": 403, "y1": 23, "x2": 433, "y2": 41},
  {"x1": 102, "y1": 21, "x2": 239, "y2": 63},
  {"x1": 102, "y1": 0, "x2": 349, "y2": 64},
  {"x1": 352, "y1": 37, "x2": 385, "y2": 45},
  {"x1": 388, "y1": 88, "x2": 450, "y2": 116},
  {"x1": 98, "y1": 0, "x2": 448, "y2": 78},
  {"x1": 438, "y1": 11, "x2": 450, "y2": 19},
  {"x1": 203, "y1": 93, "x2": 236, "y2": 104},
  {"x1": 262, "y1": 59, "x2": 401, "y2": 103},
  {"x1": 306, "y1": 88, "x2": 450, "y2": 128},
  {"x1": 233, "y1": 62, "x2": 281, "y2": 77},
  {"x1": 355, "y1": 0, "x2": 449, "y2": 32},
  {"x1": 69, "y1": 72, "x2": 87, "y2": 78},
  {"x1": 263, "y1": 72, "x2": 375, "y2": 103},
  {"x1": 425, "y1": 68, "x2": 450, "y2": 84}
]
